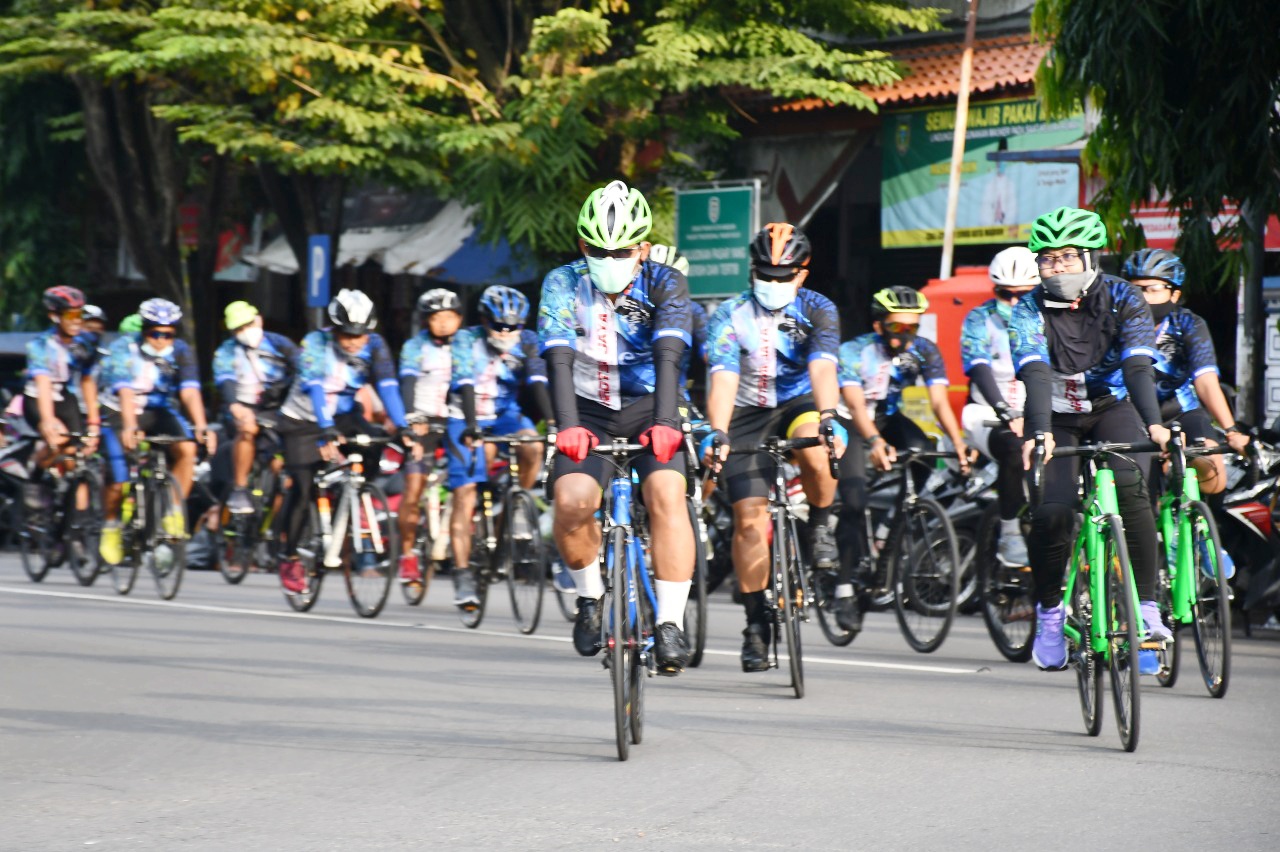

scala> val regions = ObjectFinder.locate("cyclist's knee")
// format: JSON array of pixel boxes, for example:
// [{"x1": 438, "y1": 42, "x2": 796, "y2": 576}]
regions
[
  {"x1": 553, "y1": 473, "x2": 601, "y2": 521},
  {"x1": 1032, "y1": 501, "x2": 1074, "y2": 538}
]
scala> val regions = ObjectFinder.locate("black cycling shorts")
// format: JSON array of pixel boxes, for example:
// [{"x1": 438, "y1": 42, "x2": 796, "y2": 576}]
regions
[
  {"x1": 1164, "y1": 405, "x2": 1216, "y2": 445},
  {"x1": 23, "y1": 394, "x2": 83, "y2": 435},
  {"x1": 722, "y1": 394, "x2": 818, "y2": 503},
  {"x1": 548, "y1": 397, "x2": 687, "y2": 490}
]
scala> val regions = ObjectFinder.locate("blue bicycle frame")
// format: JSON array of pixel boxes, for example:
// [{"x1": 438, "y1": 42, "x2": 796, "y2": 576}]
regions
[{"x1": 601, "y1": 466, "x2": 658, "y2": 660}]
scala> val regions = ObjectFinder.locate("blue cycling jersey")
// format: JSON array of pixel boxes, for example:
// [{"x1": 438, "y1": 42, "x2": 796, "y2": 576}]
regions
[
  {"x1": 1008, "y1": 276, "x2": 1157, "y2": 414},
  {"x1": 1152, "y1": 305, "x2": 1218, "y2": 412},
  {"x1": 839, "y1": 333, "x2": 948, "y2": 417},
  {"x1": 24, "y1": 328, "x2": 100, "y2": 402},
  {"x1": 279, "y1": 329, "x2": 406, "y2": 429},
  {"x1": 399, "y1": 331, "x2": 453, "y2": 419},
  {"x1": 99, "y1": 334, "x2": 200, "y2": 415},
  {"x1": 450, "y1": 327, "x2": 547, "y2": 420},
  {"x1": 960, "y1": 299, "x2": 1025, "y2": 410},
  {"x1": 707, "y1": 289, "x2": 841, "y2": 408},
  {"x1": 212, "y1": 331, "x2": 297, "y2": 407},
  {"x1": 538, "y1": 258, "x2": 692, "y2": 409},
  {"x1": 679, "y1": 300, "x2": 710, "y2": 393}
]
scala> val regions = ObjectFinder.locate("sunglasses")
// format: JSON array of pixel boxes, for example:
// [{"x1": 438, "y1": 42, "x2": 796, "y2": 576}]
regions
[
  {"x1": 881, "y1": 321, "x2": 919, "y2": 335},
  {"x1": 487, "y1": 322, "x2": 523, "y2": 333},
  {"x1": 144, "y1": 330, "x2": 176, "y2": 340},
  {"x1": 753, "y1": 268, "x2": 802, "y2": 283},
  {"x1": 583, "y1": 244, "x2": 640, "y2": 260},
  {"x1": 1132, "y1": 282, "x2": 1171, "y2": 293},
  {"x1": 60, "y1": 309, "x2": 84, "y2": 320}
]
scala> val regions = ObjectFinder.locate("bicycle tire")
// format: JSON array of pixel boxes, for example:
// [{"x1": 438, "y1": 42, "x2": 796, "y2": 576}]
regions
[
  {"x1": 976, "y1": 504, "x2": 1034, "y2": 662},
  {"x1": 811, "y1": 564, "x2": 856, "y2": 647},
  {"x1": 108, "y1": 492, "x2": 141, "y2": 596},
  {"x1": 629, "y1": 531, "x2": 651, "y2": 745},
  {"x1": 892, "y1": 496, "x2": 960, "y2": 654},
  {"x1": 685, "y1": 497, "x2": 710, "y2": 666},
  {"x1": 17, "y1": 489, "x2": 54, "y2": 583},
  {"x1": 459, "y1": 509, "x2": 490, "y2": 629},
  {"x1": 284, "y1": 506, "x2": 324, "y2": 612},
  {"x1": 953, "y1": 525, "x2": 981, "y2": 614},
  {"x1": 506, "y1": 490, "x2": 545, "y2": 634},
  {"x1": 400, "y1": 516, "x2": 430, "y2": 606},
  {"x1": 605, "y1": 526, "x2": 631, "y2": 761},
  {"x1": 1068, "y1": 554, "x2": 1103, "y2": 737},
  {"x1": 344, "y1": 483, "x2": 398, "y2": 618},
  {"x1": 1155, "y1": 558, "x2": 1179, "y2": 688},
  {"x1": 220, "y1": 511, "x2": 254, "y2": 586},
  {"x1": 551, "y1": 557, "x2": 577, "y2": 622},
  {"x1": 1102, "y1": 516, "x2": 1140, "y2": 753},
  {"x1": 778, "y1": 512, "x2": 804, "y2": 698},
  {"x1": 1187, "y1": 500, "x2": 1230, "y2": 698},
  {"x1": 150, "y1": 478, "x2": 188, "y2": 601},
  {"x1": 66, "y1": 469, "x2": 103, "y2": 587}
]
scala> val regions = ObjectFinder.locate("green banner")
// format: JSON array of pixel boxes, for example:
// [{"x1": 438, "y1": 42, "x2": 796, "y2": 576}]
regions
[
  {"x1": 676, "y1": 184, "x2": 757, "y2": 297},
  {"x1": 881, "y1": 98, "x2": 1084, "y2": 248}
]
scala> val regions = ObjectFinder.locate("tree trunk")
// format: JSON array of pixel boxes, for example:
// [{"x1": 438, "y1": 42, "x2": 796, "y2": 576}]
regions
[
  {"x1": 1237, "y1": 200, "x2": 1267, "y2": 425},
  {"x1": 192, "y1": 154, "x2": 232, "y2": 380}
]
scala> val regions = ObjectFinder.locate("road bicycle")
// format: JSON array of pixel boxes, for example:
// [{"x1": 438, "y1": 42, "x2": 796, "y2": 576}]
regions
[
  {"x1": 10, "y1": 432, "x2": 103, "y2": 586},
  {"x1": 1033, "y1": 433, "x2": 1153, "y2": 753},
  {"x1": 281, "y1": 434, "x2": 399, "y2": 618},
  {"x1": 111, "y1": 435, "x2": 193, "y2": 600},
  {"x1": 456, "y1": 434, "x2": 548, "y2": 632},
  {"x1": 857, "y1": 447, "x2": 962, "y2": 653},
  {"x1": 217, "y1": 420, "x2": 285, "y2": 585},
  {"x1": 402, "y1": 423, "x2": 451, "y2": 606},
  {"x1": 1152, "y1": 424, "x2": 1233, "y2": 697}
]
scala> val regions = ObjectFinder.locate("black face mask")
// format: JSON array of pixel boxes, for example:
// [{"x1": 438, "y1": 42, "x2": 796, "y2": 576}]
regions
[
  {"x1": 1149, "y1": 301, "x2": 1176, "y2": 323},
  {"x1": 885, "y1": 332, "x2": 916, "y2": 352}
]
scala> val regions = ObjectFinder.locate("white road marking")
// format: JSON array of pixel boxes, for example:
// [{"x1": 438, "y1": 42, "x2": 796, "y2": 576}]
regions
[{"x1": 0, "y1": 584, "x2": 978, "y2": 675}]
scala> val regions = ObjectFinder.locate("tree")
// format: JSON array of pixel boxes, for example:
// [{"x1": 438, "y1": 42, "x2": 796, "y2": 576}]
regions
[{"x1": 1034, "y1": 0, "x2": 1280, "y2": 422}]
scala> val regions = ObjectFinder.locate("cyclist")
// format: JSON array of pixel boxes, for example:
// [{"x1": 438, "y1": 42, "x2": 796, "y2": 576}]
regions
[
  {"x1": 396, "y1": 288, "x2": 463, "y2": 586},
  {"x1": 1009, "y1": 207, "x2": 1171, "y2": 671},
  {"x1": 274, "y1": 289, "x2": 417, "y2": 594},
  {"x1": 446, "y1": 285, "x2": 554, "y2": 609},
  {"x1": 80, "y1": 305, "x2": 108, "y2": 350},
  {"x1": 97, "y1": 298, "x2": 217, "y2": 565},
  {"x1": 539, "y1": 180, "x2": 694, "y2": 675},
  {"x1": 212, "y1": 301, "x2": 298, "y2": 514},
  {"x1": 650, "y1": 243, "x2": 708, "y2": 406},
  {"x1": 960, "y1": 247, "x2": 1041, "y2": 567},
  {"x1": 1124, "y1": 248, "x2": 1250, "y2": 538},
  {"x1": 23, "y1": 287, "x2": 101, "y2": 485},
  {"x1": 704, "y1": 222, "x2": 846, "y2": 671},
  {"x1": 833, "y1": 285, "x2": 972, "y2": 632}
]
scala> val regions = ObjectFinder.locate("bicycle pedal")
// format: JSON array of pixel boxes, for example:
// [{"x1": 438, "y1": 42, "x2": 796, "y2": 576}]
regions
[{"x1": 1139, "y1": 640, "x2": 1166, "y2": 650}]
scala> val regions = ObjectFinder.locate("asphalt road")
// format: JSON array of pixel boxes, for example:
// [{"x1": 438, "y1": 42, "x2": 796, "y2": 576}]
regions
[{"x1": 2, "y1": 556, "x2": 1278, "y2": 851}]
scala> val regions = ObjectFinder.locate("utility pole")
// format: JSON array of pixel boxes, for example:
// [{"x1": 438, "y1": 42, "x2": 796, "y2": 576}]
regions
[{"x1": 939, "y1": 0, "x2": 980, "y2": 280}]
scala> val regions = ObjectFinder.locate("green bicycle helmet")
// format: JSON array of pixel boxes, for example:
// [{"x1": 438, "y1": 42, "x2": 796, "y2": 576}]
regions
[
  {"x1": 871, "y1": 285, "x2": 929, "y2": 319},
  {"x1": 576, "y1": 180, "x2": 653, "y2": 250},
  {"x1": 119, "y1": 313, "x2": 143, "y2": 333},
  {"x1": 1028, "y1": 206, "x2": 1108, "y2": 252}
]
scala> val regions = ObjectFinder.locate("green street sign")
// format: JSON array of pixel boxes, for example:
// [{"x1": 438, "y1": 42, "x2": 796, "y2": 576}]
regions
[{"x1": 675, "y1": 183, "x2": 759, "y2": 297}]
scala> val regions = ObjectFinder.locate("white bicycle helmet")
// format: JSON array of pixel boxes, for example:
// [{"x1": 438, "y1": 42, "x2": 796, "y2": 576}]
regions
[
  {"x1": 988, "y1": 246, "x2": 1041, "y2": 288},
  {"x1": 328, "y1": 288, "x2": 377, "y2": 334}
]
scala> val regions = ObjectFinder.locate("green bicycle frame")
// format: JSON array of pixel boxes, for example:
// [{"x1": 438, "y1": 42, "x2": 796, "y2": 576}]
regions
[
  {"x1": 1157, "y1": 452, "x2": 1220, "y2": 625},
  {"x1": 1061, "y1": 467, "x2": 1141, "y2": 656}
]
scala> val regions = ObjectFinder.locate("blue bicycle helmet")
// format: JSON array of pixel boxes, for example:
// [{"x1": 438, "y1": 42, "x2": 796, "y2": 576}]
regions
[
  {"x1": 478, "y1": 285, "x2": 529, "y2": 327},
  {"x1": 139, "y1": 298, "x2": 183, "y2": 327},
  {"x1": 1122, "y1": 248, "x2": 1186, "y2": 289}
]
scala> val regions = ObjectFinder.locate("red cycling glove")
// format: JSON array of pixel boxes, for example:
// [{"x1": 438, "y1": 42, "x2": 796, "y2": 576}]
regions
[
  {"x1": 555, "y1": 426, "x2": 599, "y2": 463},
  {"x1": 639, "y1": 423, "x2": 684, "y2": 464}
]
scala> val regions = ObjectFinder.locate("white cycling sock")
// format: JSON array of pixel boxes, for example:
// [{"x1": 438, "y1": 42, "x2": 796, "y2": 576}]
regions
[
  {"x1": 1000, "y1": 517, "x2": 1021, "y2": 536},
  {"x1": 569, "y1": 560, "x2": 605, "y2": 599},
  {"x1": 655, "y1": 579, "x2": 692, "y2": 626},
  {"x1": 835, "y1": 583, "x2": 855, "y2": 600}
]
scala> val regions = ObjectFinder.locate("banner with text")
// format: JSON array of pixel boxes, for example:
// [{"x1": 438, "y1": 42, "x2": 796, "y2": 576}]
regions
[{"x1": 881, "y1": 98, "x2": 1083, "y2": 249}]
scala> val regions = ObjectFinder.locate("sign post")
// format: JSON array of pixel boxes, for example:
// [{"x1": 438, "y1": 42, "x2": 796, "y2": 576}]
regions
[
  {"x1": 306, "y1": 234, "x2": 331, "y2": 329},
  {"x1": 675, "y1": 182, "x2": 759, "y2": 298}
]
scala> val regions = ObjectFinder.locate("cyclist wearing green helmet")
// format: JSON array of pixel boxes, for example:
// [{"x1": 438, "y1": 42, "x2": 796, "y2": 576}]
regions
[
  {"x1": 1009, "y1": 206, "x2": 1172, "y2": 673},
  {"x1": 539, "y1": 180, "x2": 696, "y2": 675}
]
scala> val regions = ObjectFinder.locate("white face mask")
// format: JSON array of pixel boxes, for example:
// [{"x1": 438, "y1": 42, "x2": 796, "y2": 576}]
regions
[
  {"x1": 235, "y1": 325, "x2": 264, "y2": 349},
  {"x1": 488, "y1": 332, "x2": 520, "y2": 353},
  {"x1": 752, "y1": 279, "x2": 799, "y2": 312},
  {"x1": 141, "y1": 341, "x2": 170, "y2": 358},
  {"x1": 586, "y1": 256, "x2": 639, "y2": 295}
]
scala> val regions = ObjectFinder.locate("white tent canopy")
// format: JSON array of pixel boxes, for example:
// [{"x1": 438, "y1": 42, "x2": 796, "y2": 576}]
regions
[{"x1": 244, "y1": 200, "x2": 477, "y2": 276}]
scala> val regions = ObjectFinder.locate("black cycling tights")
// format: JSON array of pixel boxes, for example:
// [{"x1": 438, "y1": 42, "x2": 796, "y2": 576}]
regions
[
  {"x1": 1029, "y1": 401, "x2": 1159, "y2": 608},
  {"x1": 987, "y1": 423, "x2": 1026, "y2": 521},
  {"x1": 835, "y1": 411, "x2": 933, "y2": 584}
]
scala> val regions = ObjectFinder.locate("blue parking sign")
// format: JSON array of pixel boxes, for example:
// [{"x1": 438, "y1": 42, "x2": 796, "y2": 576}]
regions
[{"x1": 306, "y1": 235, "x2": 331, "y2": 308}]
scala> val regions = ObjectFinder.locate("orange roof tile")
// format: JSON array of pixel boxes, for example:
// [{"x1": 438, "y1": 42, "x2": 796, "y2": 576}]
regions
[{"x1": 776, "y1": 34, "x2": 1049, "y2": 112}]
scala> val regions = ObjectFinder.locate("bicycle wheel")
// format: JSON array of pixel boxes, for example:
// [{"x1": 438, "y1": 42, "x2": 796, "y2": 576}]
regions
[
  {"x1": 1187, "y1": 500, "x2": 1230, "y2": 698},
  {"x1": 1068, "y1": 558, "x2": 1104, "y2": 736},
  {"x1": 892, "y1": 496, "x2": 960, "y2": 653},
  {"x1": 506, "y1": 490, "x2": 545, "y2": 634},
  {"x1": 550, "y1": 557, "x2": 577, "y2": 622},
  {"x1": 220, "y1": 508, "x2": 254, "y2": 586},
  {"x1": 976, "y1": 505, "x2": 1034, "y2": 662},
  {"x1": 108, "y1": 494, "x2": 141, "y2": 596},
  {"x1": 344, "y1": 483, "x2": 398, "y2": 618},
  {"x1": 778, "y1": 513, "x2": 804, "y2": 699},
  {"x1": 605, "y1": 526, "x2": 632, "y2": 761},
  {"x1": 1154, "y1": 560, "x2": 1180, "y2": 689},
  {"x1": 629, "y1": 534, "x2": 651, "y2": 745},
  {"x1": 17, "y1": 486, "x2": 54, "y2": 583},
  {"x1": 284, "y1": 505, "x2": 325, "y2": 612},
  {"x1": 811, "y1": 564, "x2": 856, "y2": 647},
  {"x1": 684, "y1": 497, "x2": 710, "y2": 666},
  {"x1": 66, "y1": 470, "x2": 103, "y2": 587},
  {"x1": 1102, "y1": 516, "x2": 1140, "y2": 753},
  {"x1": 150, "y1": 478, "x2": 188, "y2": 601},
  {"x1": 459, "y1": 512, "x2": 490, "y2": 629}
]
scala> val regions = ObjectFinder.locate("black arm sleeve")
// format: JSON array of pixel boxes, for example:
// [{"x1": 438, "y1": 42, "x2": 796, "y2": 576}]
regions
[
  {"x1": 218, "y1": 380, "x2": 238, "y2": 410},
  {"x1": 544, "y1": 347, "x2": 580, "y2": 429},
  {"x1": 459, "y1": 385, "x2": 477, "y2": 430},
  {"x1": 652, "y1": 336, "x2": 686, "y2": 427},
  {"x1": 399, "y1": 377, "x2": 416, "y2": 413},
  {"x1": 1019, "y1": 361, "x2": 1054, "y2": 435},
  {"x1": 1121, "y1": 354, "x2": 1162, "y2": 428},
  {"x1": 531, "y1": 382, "x2": 555, "y2": 426},
  {"x1": 967, "y1": 364, "x2": 1009, "y2": 410}
]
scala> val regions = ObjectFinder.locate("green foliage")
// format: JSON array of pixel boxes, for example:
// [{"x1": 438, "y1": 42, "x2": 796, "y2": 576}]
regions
[{"x1": 1034, "y1": 0, "x2": 1280, "y2": 290}]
